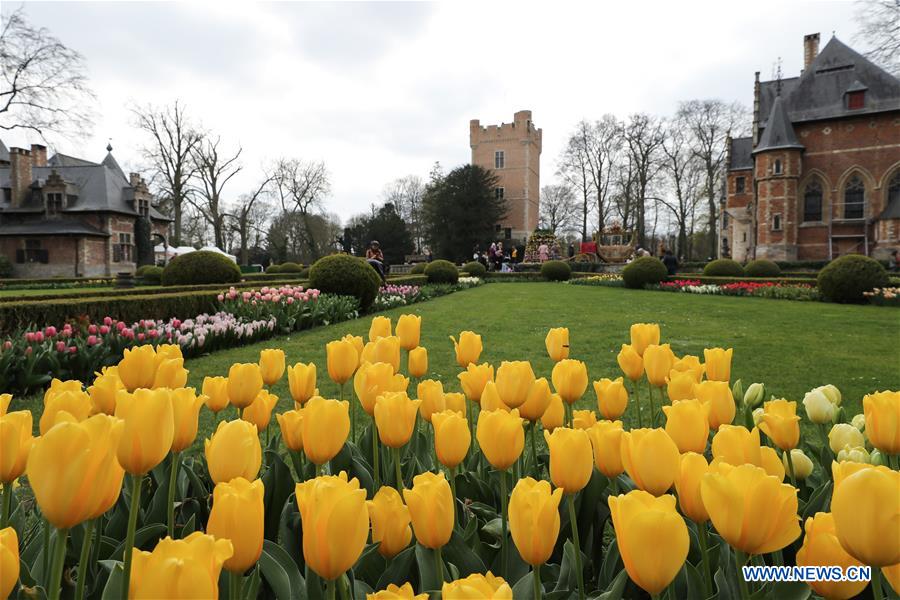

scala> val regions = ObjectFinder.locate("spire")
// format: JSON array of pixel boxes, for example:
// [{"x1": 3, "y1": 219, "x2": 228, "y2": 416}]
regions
[{"x1": 752, "y1": 96, "x2": 804, "y2": 154}]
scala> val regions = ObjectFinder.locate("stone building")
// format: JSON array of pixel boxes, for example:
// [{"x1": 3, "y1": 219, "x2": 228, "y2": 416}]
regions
[
  {"x1": 0, "y1": 141, "x2": 171, "y2": 277},
  {"x1": 470, "y1": 110, "x2": 542, "y2": 243},
  {"x1": 722, "y1": 34, "x2": 900, "y2": 262}
]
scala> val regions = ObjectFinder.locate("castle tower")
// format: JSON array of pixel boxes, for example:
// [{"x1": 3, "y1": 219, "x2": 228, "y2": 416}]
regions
[{"x1": 469, "y1": 110, "x2": 542, "y2": 243}]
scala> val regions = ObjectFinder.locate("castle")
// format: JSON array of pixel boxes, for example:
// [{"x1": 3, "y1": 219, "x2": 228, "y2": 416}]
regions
[
  {"x1": 722, "y1": 33, "x2": 900, "y2": 262},
  {"x1": 470, "y1": 110, "x2": 542, "y2": 244}
]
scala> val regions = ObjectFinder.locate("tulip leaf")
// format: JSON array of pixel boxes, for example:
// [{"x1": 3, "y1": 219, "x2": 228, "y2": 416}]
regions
[
  {"x1": 180, "y1": 514, "x2": 196, "y2": 537},
  {"x1": 259, "y1": 539, "x2": 305, "y2": 600},
  {"x1": 145, "y1": 459, "x2": 171, "y2": 526},
  {"x1": 100, "y1": 562, "x2": 124, "y2": 600},
  {"x1": 262, "y1": 450, "x2": 295, "y2": 542},
  {"x1": 512, "y1": 570, "x2": 538, "y2": 600},
  {"x1": 305, "y1": 565, "x2": 324, "y2": 600},
  {"x1": 683, "y1": 560, "x2": 708, "y2": 600},
  {"x1": 769, "y1": 580, "x2": 812, "y2": 600},
  {"x1": 415, "y1": 543, "x2": 445, "y2": 594},
  {"x1": 713, "y1": 566, "x2": 736, "y2": 600},
  {"x1": 481, "y1": 517, "x2": 503, "y2": 544},
  {"x1": 242, "y1": 565, "x2": 262, "y2": 600},
  {"x1": 442, "y1": 529, "x2": 486, "y2": 577},
  {"x1": 352, "y1": 542, "x2": 386, "y2": 588},
  {"x1": 278, "y1": 495, "x2": 304, "y2": 571},
  {"x1": 800, "y1": 480, "x2": 832, "y2": 521},
  {"x1": 374, "y1": 545, "x2": 416, "y2": 591},
  {"x1": 182, "y1": 456, "x2": 210, "y2": 499},
  {"x1": 597, "y1": 539, "x2": 622, "y2": 591},
  {"x1": 110, "y1": 523, "x2": 166, "y2": 560},
  {"x1": 553, "y1": 541, "x2": 578, "y2": 593},
  {"x1": 595, "y1": 569, "x2": 628, "y2": 600}
]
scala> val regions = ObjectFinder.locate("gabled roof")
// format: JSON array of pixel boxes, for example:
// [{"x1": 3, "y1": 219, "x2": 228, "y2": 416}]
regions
[
  {"x1": 48, "y1": 153, "x2": 98, "y2": 167},
  {"x1": 753, "y1": 96, "x2": 804, "y2": 154},
  {"x1": 101, "y1": 151, "x2": 127, "y2": 181},
  {"x1": 0, "y1": 140, "x2": 8, "y2": 163},
  {"x1": 0, "y1": 220, "x2": 109, "y2": 237},
  {"x1": 728, "y1": 137, "x2": 753, "y2": 170}
]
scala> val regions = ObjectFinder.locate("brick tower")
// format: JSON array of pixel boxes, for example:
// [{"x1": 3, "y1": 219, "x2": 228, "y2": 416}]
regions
[{"x1": 469, "y1": 110, "x2": 542, "y2": 243}]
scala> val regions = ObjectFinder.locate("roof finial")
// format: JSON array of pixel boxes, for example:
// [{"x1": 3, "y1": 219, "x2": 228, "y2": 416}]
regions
[
  {"x1": 775, "y1": 57, "x2": 783, "y2": 96},
  {"x1": 106, "y1": 138, "x2": 113, "y2": 153}
]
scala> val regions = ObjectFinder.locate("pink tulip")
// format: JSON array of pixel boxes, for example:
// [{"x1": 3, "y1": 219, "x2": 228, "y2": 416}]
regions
[
  {"x1": 25, "y1": 346, "x2": 32, "y2": 356},
  {"x1": 45, "y1": 326, "x2": 57, "y2": 338},
  {"x1": 34, "y1": 332, "x2": 44, "y2": 343},
  {"x1": 137, "y1": 333, "x2": 145, "y2": 342},
  {"x1": 68, "y1": 346, "x2": 77, "y2": 354},
  {"x1": 24, "y1": 332, "x2": 34, "y2": 343},
  {"x1": 87, "y1": 335, "x2": 98, "y2": 346},
  {"x1": 99, "y1": 325, "x2": 110, "y2": 335},
  {"x1": 172, "y1": 319, "x2": 182, "y2": 329},
  {"x1": 103, "y1": 316, "x2": 113, "y2": 326},
  {"x1": 56, "y1": 341, "x2": 66, "y2": 352},
  {"x1": 88, "y1": 324, "x2": 98, "y2": 335},
  {"x1": 116, "y1": 321, "x2": 126, "y2": 331}
]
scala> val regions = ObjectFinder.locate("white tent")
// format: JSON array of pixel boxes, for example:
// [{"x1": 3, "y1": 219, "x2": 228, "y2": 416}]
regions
[
  {"x1": 199, "y1": 245, "x2": 238, "y2": 263},
  {"x1": 153, "y1": 245, "x2": 237, "y2": 263}
]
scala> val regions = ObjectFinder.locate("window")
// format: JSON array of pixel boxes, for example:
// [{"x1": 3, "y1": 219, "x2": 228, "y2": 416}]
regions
[
  {"x1": 114, "y1": 233, "x2": 133, "y2": 263},
  {"x1": 888, "y1": 172, "x2": 900, "y2": 207},
  {"x1": 773, "y1": 159, "x2": 783, "y2": 175},
  {"x1": 803, "y1": 179, "x2": 823, "y2": 222},
  {"x1": 742, "y1": 231, "x2": 747, "y2": 242},
  {"x1": 16, "y1": 239, "x2": 48, "y2": 263},
  {"x1": 844, "y1": 175, "x2": 865, "y2": 219},
  {"x1": 772, "y1": 214, "x2": 782, "y2": 231},
  {"x1": 735, "y1": 176, "x2": 745, "y2": 194},
  {"x1": 847, "y1": 91, "x2": 866, "y2": 110},
  {"x1": 137, "y1": 198, "x2": 150, "y2": 217},
  {"x1": 46, "y1": 192, "x2": 64, "y2": 215},
  {"x1": 494, "y1": 150, "x2": 505, "y2": 169},
  {"x1": 495, "y1": 187, "x2": 505, "y2": 200}
]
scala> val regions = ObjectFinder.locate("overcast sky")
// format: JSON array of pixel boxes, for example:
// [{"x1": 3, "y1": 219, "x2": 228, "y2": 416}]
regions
[{"x1": 3, "y1": 1, "x2": 865, "y2": 223}]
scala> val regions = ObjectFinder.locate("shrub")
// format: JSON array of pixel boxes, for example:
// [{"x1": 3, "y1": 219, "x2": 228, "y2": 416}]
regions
[
  {"x1": 541, "y1": 260, "x2": 572, "y2": 282},
  {"x1": 424, "y1": 260, "x2": 459, "y2": 284},
  {"x1": 410, "y1": 263, "x2": 427, "y2": 275},
  {"x1": 266, "y1": 264, "x2": 283, "y2": 274},
  {"x1": 137, "y1": 266, "x2": 163, "y2": 285},
  {"x1": 279, "y1": 262, "x2": 304, "y2": 273},
  {"x1": 0, "y1": 256, "x2": 13, "y2": 278},
  {"x1": 744, "y1": 259, "x2": 782, "y2": 277},
  {"x1": 161, "y1": 251, "x2": 241, "y2": 286},
  {"x1": 308, "y1": 254, "x2": 382, "y2": 310},
  {"x1": 817, "y1": 254, "x2": 889, "y2": 303},
  {"x1": 704, "y1": 259, "x2": 745, "y2": 277},
  {"x1": 622, "y1": 257, "x2": 668, "y2": 289},
  {"x1": 299, "y1": 267, "x2": 310, "y2": 279},
  {"x1": 461, "y1": 261, "x2": 487, "y2": 277}
]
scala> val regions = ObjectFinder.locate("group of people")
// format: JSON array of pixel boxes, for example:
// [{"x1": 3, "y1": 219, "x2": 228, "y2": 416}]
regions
[
  {"x1": 629, "y1": 246, "x2": 680, "y2": 276},
  {"x1": 474, "y1": 241, "x2": 518, "y2": 272}
]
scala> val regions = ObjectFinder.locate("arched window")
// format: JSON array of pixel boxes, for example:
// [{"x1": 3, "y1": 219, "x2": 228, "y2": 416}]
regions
[
  {"x1": 844, "y1": 175, "x2": 865, "y2": 219},
  {"x1": 889, "y1": 171, "x2": 900, "y2": 207},
  {"x1": 803, "y1": 179, "x2": 823, "y2": 222}
]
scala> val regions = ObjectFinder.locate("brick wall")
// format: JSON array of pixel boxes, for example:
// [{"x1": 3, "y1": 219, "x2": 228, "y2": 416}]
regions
[{"x1": 1, "y1": 236, "x2": 79, "y2": 278}]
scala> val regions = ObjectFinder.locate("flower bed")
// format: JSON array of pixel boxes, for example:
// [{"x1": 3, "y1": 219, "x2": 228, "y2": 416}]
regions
[
  {"x1": 863, "y1": 286, "x2": 900, "y2": 306},
  {"x1": 656, "y1": 279, "x2": 819, "y2": 301},
  {"x1": 567, "y1": 273, "x2": 625, "y2": 287}
]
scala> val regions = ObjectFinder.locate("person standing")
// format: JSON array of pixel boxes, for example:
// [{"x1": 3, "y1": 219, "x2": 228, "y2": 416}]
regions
[
  {"x1": 662, "y1": 249, "x2": 678, "y2": 276},
  {"x1": 890, "y1": 249, "x2": 899, "y2": 272},
  {"x1": 538, "y1": 241, "x2": 550, "y2": 262}
]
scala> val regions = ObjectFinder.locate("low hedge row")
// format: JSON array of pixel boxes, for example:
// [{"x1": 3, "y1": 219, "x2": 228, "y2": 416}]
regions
[
  {"x1": 385, "y1": 275, "x2": 428, "y2": 286},
  {"x1": 0, "y1": 276, "x2": 115, "y2": 288},
  {"x1": 667, "y1": 275, "x2": 817, "y2": 285}
]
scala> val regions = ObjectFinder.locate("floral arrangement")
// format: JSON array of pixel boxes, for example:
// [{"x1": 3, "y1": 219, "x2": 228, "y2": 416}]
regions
[
  {"x1": 371, "y1": 284, "x2": 422, "y2": 311},
  {"x1": 568, "y1": 273, "x2": 625, "y2": 287},
  {"x1": 863, "y1": 287, "x2": 900, "y2": 307},
  {"x1": 656, "y1": 280, "x2": 820, "y2": 301}
]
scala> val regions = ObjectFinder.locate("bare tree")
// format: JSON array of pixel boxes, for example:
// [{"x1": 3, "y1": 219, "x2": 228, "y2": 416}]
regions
[
  {"x1": 558, "y1": 120, "x2": 594, "y2": 240},
  {"x1": 271, "y1": 158, "x2": 331, "y2": 259},
  {"x1": 189, "y1": 136, "x2": 242, "y2": 250},
  {"x1": 855, "y1": 0, "x2": 900, "y2": 75},
  {"x1": 660, "y1": 116, "x2": 704, "y2": 258},
  {"x1": 587, "y1": 115, "x2": 623, "y2": 234},
  {"x1": 539, "y1": 183, "x2": 579, "y2": 236},
  {"x1": 133, "y1": 101, "x2": 203, "y2": 246},
  {"x1": 623, "y1": 113, "x2": 666, "y2": 248},
  {"x1": 382, "y1": 175, "x2": 425, "y2": 253},
  {"x1": 0, "y1": 8, "x2": 94, "y2": 140},
  {"x1": 226, "y1": 174, "x2": 274, "y2": 265}
]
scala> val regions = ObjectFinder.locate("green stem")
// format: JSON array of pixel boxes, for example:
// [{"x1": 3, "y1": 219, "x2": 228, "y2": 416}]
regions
[
  {"x1": 566, "y1": 494, "x2": 585, "y2": 600},
  {"x1": 734, "y1": 549, "x2": 751, "y2": 600},
  {"x1": 697, "y1": 522, "x2": 713, "y2": 600},
  {"x1": 74, "y1": 520, "x2": 95, "y2": 600},
  {"x1": 529, "y1": 422, "x2": 538, "y2": 476},
  {"x1": 121, "y1": 474, "x2": 143, "y2": 599},
  {"x1": 872, "y1": 567, "x2": 885, "y2": 600},
  {"x1": 167, "y1": 451, "x2": 180, "y2": 538},
  {"x1": 393, "y1": 446, "x2": 404, "y2": 491},
  {"x1": 633, "y1": 380, "x2": 642, "y2": 429},
  {"x1": 500, "y1": 470, "x2": 509, "y2": 580},
  {"x1": 47, "y1": 527, "x2": 69, "y2": 600},
  {"x1": 289, "y1": 450, "x2": 305, "y2": 482},
  {"x1": 647, "y1": 380, "x2": 655, "y2": 428},
  {"x1": 431, "y1": 426, "x2": 439, "y2": 472},
  {"x1": 784, "y1": 449, "x2": 798, "y2": 488},
  {"x1": 343, "y1": 383, "x2": 353, "y2": 443},
  {"x1": 0, "y1": 481, "x2": 11, "y2": 529},
  {"x1": 466, "y1": 399, "x2": 475, "y2": 460},
  {"x1": 434, "y1": 545, "x2": 444, "y2": 585},
  {"x1": 42, "y1": 518, "x2": 51, "y2": 586},
  {"x1": 532, "y1": 564, "x2": 542, "y2": 600},
  {"x1": 326, "y1": 578, "x2": 337, "y2": 600},
  {"x1": 230, "y1": 570, "x2": 242, "y2": 600},
  {"x1": 372, "y1": 416, "x2": 381, "y2": 490},
  {"x1": 449, "y1": 466, "x2": 458, "y2": 528}
]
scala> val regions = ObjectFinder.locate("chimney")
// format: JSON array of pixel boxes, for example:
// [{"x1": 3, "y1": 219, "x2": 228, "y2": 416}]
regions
[
  {"x1": 9, "y1": 148, "x2": 32, "y2": 208},
  {"x1": 129, "y1": 172, "x2": 141, "y2": 187},
  {"x1": 803, "y1": 33, "x2": 820, "y2": 71},
  {"x1": 30, "y1": 144, "x2": 47, "y2": 167}
]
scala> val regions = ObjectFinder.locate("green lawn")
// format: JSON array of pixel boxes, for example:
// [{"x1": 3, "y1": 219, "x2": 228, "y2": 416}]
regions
[
  {"x1": 184, "y1": 282, "x2": 900, "y2": 444},
  {"x1": 0, "y1": 285, "x2": 117, "y2": 298}
]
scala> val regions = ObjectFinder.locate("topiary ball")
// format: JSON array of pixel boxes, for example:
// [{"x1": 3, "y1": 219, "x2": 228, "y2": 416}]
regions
[
  {"x1": 424, "y1": 260, "x2": 459, "y2": 284},
  {"x1": 622, "y1": 257, "x2": 668, "y2": 289},
  {"x1": 461, "y1": 261, "x2": 487, "y2": 277},
  {"x1": 137, "y1": 265, "x2": 164, "y2": 285},
  {"x1": 279, "y1": 262, "x2": 304, "y2": 273},
  {"x1": 817, "y1": 254, "x2": 889, "y2": 303},
  {"x1": 744, "y1": 259, "x2": 782, "y2": 277},
  {"x1": 703, "y1": 259, "x2": 746, "y2": 277},
  {"x1": 541, "y1": 260, "x2": 572, "y2": 282},
  {"x1": 410, "y1": 263, "x2": 427, "y2": 275},
  {"x1": 309, "y1": 254, "x2": 381, "y2": 310},
  {"x1": 161, "y1": 251, "x2": 241, "y2": 286},
  {"x1": 266, "y1": 264, "x2": 283, "y2": 274}
]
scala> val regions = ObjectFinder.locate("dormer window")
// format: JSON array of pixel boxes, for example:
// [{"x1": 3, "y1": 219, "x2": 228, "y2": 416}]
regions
[
  {"x1": 847, "y1": 90, "x2": 865, "y2": 110},
  {"x1": 46, "y1": 192, "x2": 64, "y2": 215},
  {"x1": 137, "y1": 198, "x2": 150, "y2": 217}
]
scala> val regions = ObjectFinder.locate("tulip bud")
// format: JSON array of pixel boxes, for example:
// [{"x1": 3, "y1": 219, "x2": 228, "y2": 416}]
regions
[
  {"x1": 369, "y1": 583, "x2": 427, "y2": 599},
  {"x1": 277, "y1": 409, "x2": 304, "y2": 453},
  {"x1": 171, "y1": 387, "x2": 205, "y2": 453},
  {"x1": 594, "y1": 377, "x2": 628, "y2": 420},
  {"x1": 621, "y1": 428, "x2": 679, "y2": 496},
  {"x1": 207, "y1": 478, "x2": 265, "y2": 573},
  {"x1": 302, "y1": 397, "x2": 350, "y2": 465},
  {"x1": 551, "y1": 359, "x2": 588, "y2": 405},
  {"x1": 541, "y1": 393, "x2": 565, "y2": 432},
  {"x1": 342, "y1": 334, "x2": 365, "y2": 366},
  {"x1": 796, "y1": 513, "x2": 868, "y2": 600},
  {"x1": 202, "y1": 376, "x2": 230, "y2": 414},
  {"x1": 545, "y1": 427, "x2": 593, "y2": 494},
  {"x1": 751, "y1": 407, "x2": 764, "y2": 427},
  {"x1": 519, "y1": 377, "x2": 551, "y2": 422},
  {"x1": 802, "y1": 389, "x2": 836, "y2": 424},
  {"x1": 670, "y1": 355, "x2": 704, "y2": 383},
  {"x1": 373, "y1": 336, "x2": 401, "y2": 374},
  {"x1": 480, "y1": 381, "x2": 508, "y2": 412},
  {"x1": 205, "y1": 419, "x2": 262, "y2": 484},
  {"x1": 326, "y1": 339, "x2": 359, "y2": 385},
  {"x1": 129, "y1": 532, "x2": 233, "y2": 599},
  {"x1": 815, "y1": 384, "x2": 842, "y2": 406},
  {"x1": 509, "y1": 478, "x2": 563, "y2": 566},
  {"x1": 477, "y1": 409, "x2": 525, "y2": 471},
  {"x1": 832, "y1": 465, "x2": 900, "y2": 566},
  {"x1": 449, "y1": 331, "x2": 482, "y2": 368},
  {"x1": 587, "y1": 420, "x2": 624, "y2": 478},
  {"x1": 696, "y1": 380, "x2": 735, "y2": 431},
  {"x1": 498, "y1": 361, "x2": 537, "y2": 408},
  {"x1": 662, "y1": 399, "x2": 709, "y2": 454},
  {"x1": 283, "y1": 362, "x2": 315, "y2": 407},
  {"x1": 871, "y1": 449, "x2": 886, "y2": 466},
  {"x1": 608, "y1": 490, "x2": 688, "y2": 595},
  {"x1": 433, "y1": 410, "x2": 470, "y2": 469},
  {"x1": 617, "y1": 344, "x2": 643, "y2": 382},
  {"x1": 711, "y1": 425, "x2": 763, "y2": 467},
  {"x1": 850, "y1": 413, "x2": 866, "y2": 431},
  {"x1": 408, "y1": 347, "x2": 428, "y2": 379},
  {"x1": 643, "y1": 344, "x2": 674, "y2": 388},
  {"x1": 442, "y1": 573, "x2": 512, "y2": 599},
  {"x1": 40, "y1": 389, "x2": 92, "y2": 435},
  {"x1": 416, "y1": 378, "x2": 446, "y2": 423},
  {"x1": 444, "y1": 392, "x2": 466, "y2": 417},
  {"x1": 227, "y1": 363, "x2": 264, "y2": 409},
  {"x1": 369, "y1": 316, "x2": 392, "y2": 341},
  {"x1": 666, "y1": 371, "x2": 696, "y2": 403},
  {"x1": 837, "y1": 446, "x2": 870, "y2": 464},
  {"x1": 828, "y1": 423, "x2": 865, "y2": 455},
  {"x1": 403, "y1": 471, "x2": 454, "y2": 549},
  {"x1": 863, "y1": 391, "x2": 900, "y2": 455},
  {"x1": 118, "y1": 345, "x2": 157, "y2": 391},
  {"x1": 242, "y1": 390, "x2": 279, "y2": 432},
  {"x1": 367, "y1": 486, "x2": 413, "y2": 559},
  {"x1": 545, "y1": 327, "x2": 569, "y2": 362},
  {"x1": 45, "y1": 379, "x2": 82, "y2": 403},
  {"x1": 355, "y1": 362, "x2": 392, "y2": 416},
  {"x1": 396, "y1": 314, "x2": 421, "y2": 350},
  {"x1": 258, "y1": 349, "x2": 286, "y2": 386},
  {"x1": 743, "y1": 382, "x2": 766, "y2": 409},
  {"x1": 153, "y1": 357, "x2": 188, "y2": 389},
  {"x1": 571, "y1": 409, "x2": 595, "y2": 430},
  {"x1": 703, "y1": 347, "x2": 733, "y2": 383},
  {"x1": 115, "y1": 388, "x2": 174, "y2": 475},
  {"x1": 758, "y1": 399, "x2": 800, "y2": 451},
  {"x1": 88, "y1": 371, "x2": 123, "y2": 415},
  {"x1": 674, "y1": 452, "x2": 710, "y2": 523},
  {"x1": 629, "y1": 323, "x2": 660, "y2": 357},
  {"x1": 457, "y1": 362, "x2": 494, "y2": 403},
  {"x1": 375, "y1": 392, "x2": 420, "y2": 449},
  {"x1": 782, "y1": 449, "x2": 813, "y2": 480},
  {"x1": 361, "y1": 341, "x2": 377, "y2": 365},
  {"x1": 1, "y1": 527, "x2": 19, "y2": 600},
  {"x1": 0, "y1": 410, "x2": 32, "y2": 483}
]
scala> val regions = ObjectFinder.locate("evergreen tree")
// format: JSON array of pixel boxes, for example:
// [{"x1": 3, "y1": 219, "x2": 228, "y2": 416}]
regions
[{"x1": 365, "y1": 203, "x2": 414, "y2": 265}]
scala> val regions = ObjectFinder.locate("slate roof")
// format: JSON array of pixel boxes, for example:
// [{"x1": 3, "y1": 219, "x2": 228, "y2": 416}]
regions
[
  {"x1": 753, "y1": 96, "x2": 805, "y2": 154},
  {"x1": 0, "y1": 220, "x2": 109, "y2": 237},
  {"x1": 728, "y1": 137, "x2": 753, "y2": 170},
  {"x1": 0, "y1": 140, "x2": 8, "y2": 164}
]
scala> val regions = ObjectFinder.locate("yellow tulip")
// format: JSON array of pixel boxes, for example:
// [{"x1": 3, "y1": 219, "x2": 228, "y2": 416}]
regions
[
  {"x1": 0, "y1": 394, "x2": 9, "y2": 416},
  {"x1": 375, "y1": 392, "x2": 420, "y2": 449},
  {"x1": 795, "y1": 512, "x2": 867, "y2": 600},
  {"x1": 129, "y1": 532, "x2": 233, "y2": 599},
  {"x1": 643, "y1": 344, "x2": 674, "y2": 387},
  {"x1": 674, "y1": 452, "x2": 710, "y2": 523},
  {"x1": 285, "y1": 362, "x2": 316, "y2": 406},
  {"x1": 700, "y1": 462, "x2": 800, "y2": 554},
  {"x1": 758, "y1": 399, "x2": 800, "y2": 451},
  {"x1": 442, "y1": 573, "x2": 512, "y2": 599},
  {"x1": 545, "y1": 427, "x2": 593, "y2": 494},
  {"x1": 551, "y1": 359, "x2": 588, "y2": 404},
  {"x1": 417, "y1": 379, "x2": 446, "y2": 423},
  {"x1": 828, "y1": 423, "x2": 865, "y2": 455},
  {"x1": 594, "y1": 377, "x2": 628, "y2": 420},
  {"x1": 242, "y1": 390, "x2": 279, "y2": 432},
  {"x1": 171, "y1": 387, "x2": 205, "y2": 453},
  {"x1": 832, "y1": 465, "x2": 900, "y2": 566},
  {"x1": 396, "y1": 314, "x2": 421, "y2": 350},
  {"x1": 0, "y1": 410, "x2": 32, "y2": 483},
  {"x1": 227, "y1": 363, "x2": 263, "y2": 409},
  {"x1": 696, "y1": 380, "x2": 735, "y2": 430},
  {"x1": 327, "y1": 339, "x2": 359, "y2": 385},
  {"x1": 457, "y1": 362, "x2": 494, "y2": 403},
  {"x1": 572, "y1": 409, "x2": 597, "y2": 430},
  {"x1": 301, "y1": 397, "x2": 350, "y2": 465},
  {"x1": 40, "y1": 389, "x2": 91, "y2": 434},
  {"x1": 541, "y1": 394, "x2": 565, "y2": 432},
  {"x1": 88, "y1": 371, "x2": 123, "y2": 415},
  {"x1": 477, "y1": 409, "x2": 525, "y2": 471},
  {"x1": 450, "y1": 331, "x2": 482, "y2": 368},
  {"x1": 202, "y1": 376, "x2": 230, "y2": 414},
  {"x1": 259, "y1": 349, "x2": 286, "y2": 386},
  {"x1": 118, "y1": 345, "x2": 157, "y2": 391},
  {"x1": 373, "y1": 336, "x2": 401, "y2": 374},
  {"x1": 617, "y1": 344, "x2": 644, "y2": 382},
  {"x1": 629, "y1": 323, "x2": 660, "y2": 356},
  {"x1": 432, "y1": 410, "x2": 470, "y2": 469},
  {"x1": 662, "y1": 399, "x2": 709, "y2": 454},
  {"x1": 711, "y1": 425, "x2": 762, "y2": 467},
  {"x1": 587, "y1": 420, "x2": 624, "y2": 478},
  {"x1": 608, "y1": 490, "x2": 688, "y2": 595},
  {"x1": 343, "y1": 334, "x2": 365, "y2": 366},
  {"x1": 27, "y1": 414, "x2": 125, "y2": 528},
  {"x1": 670, "y1": 355, "x2": 704, "y2": 383},
  {"x1": 115, "y1": 388, "x2": 174, "y2": 475},
  {"x1": 369, "y1": 316, "x2": 392, "y2": 341},
  {"x1": 519, "y1": 377, "x2": 551, "y2": 422},
  {"x1": 497, "y1": 361, "x2": 536, "y2": 408},
  {"x1": 403, "y1": 471, "x2": 454, "y2": 549},
  {"x1": 367, "y1": 486, "x2": 413, "y2": 559},
  {"x1": 368, "y1": 582, "x2": 427, "y2": 600},
  {"x1": 703, "y1": 347, "x2": 733, "y2": 382},
  {"x1": 863, "y1": 391, "x2": 900, "y2": 455},
  {"x1": 444, "y1": 392, "x2": 467, "y2": 417},
  {"x1": 884, "y1": 563, "x2": 900, "y2": 597},
  {"x1": 782, "y1": 449, "x2": 813, "y2": 480},
  {"x1": 1, "y1": 527, "x2": 18, "y2": 600},
  {"x1": 204, "y1": 419, "x2": 262, "y2": 484},
  {"x1": 545, "y1": 327, "x2": 569, "y2": 362},
  {"x1": 480, "y1": 382, "x2": 508, "y2": 412},
  {"x1": 153, "y1": 357, "x2": 188, "y2": 389},
  {"x1": 154, "y1": 343, "x2": 183, "y2": 364},
  {"x1": 44, "y1": 378, "x2": 83, "y2": 403},
  {"x1": 207, "y1": 477, "x2": 264, "y2": 574},
  {"x1": 355, "y1": 362, "x2": 395, "y2": 416},
  {"x1": 620, "y1": 428, "x2": 679, "y2": 496},
  {"x1": 361, "y1": 341, "x2": 377, "y2": 365},
  {"x1": 760, "y1": 446, "x2": 786, "y2": 481},
  {"x1": 276, "y1": 410, "x2": 304, "y2": 453},
  {"x1": 666, "y1": 371, "x2": 697, "y2": 403},
  {"x1": 508, "y1": 478, "x2": 563, "y2": 566},
  {"x1": 408, "y1": 347, "x2": 428, "y2": 379}
]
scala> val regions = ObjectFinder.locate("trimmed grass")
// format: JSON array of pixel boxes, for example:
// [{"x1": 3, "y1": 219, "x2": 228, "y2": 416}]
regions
[{"x1": 0, "y1": 285, "x2": 117, "y2": 298}]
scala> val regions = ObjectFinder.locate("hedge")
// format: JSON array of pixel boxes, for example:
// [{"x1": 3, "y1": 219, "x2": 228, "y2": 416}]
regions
[
  {"x1": 668, "y1": 275, "x2": 817, "y2": 285},
  {"x1": 384, "y1": 275, "x2": 428, "y2": 286},
  {"x1": 0, "y1": 276, "x2": 115, "y2": 287}
]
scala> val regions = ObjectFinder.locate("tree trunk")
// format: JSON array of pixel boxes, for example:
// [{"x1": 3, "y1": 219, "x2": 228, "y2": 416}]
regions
[{"x1": 707, "y1": 175, "x2": 717, "y2": 259}]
